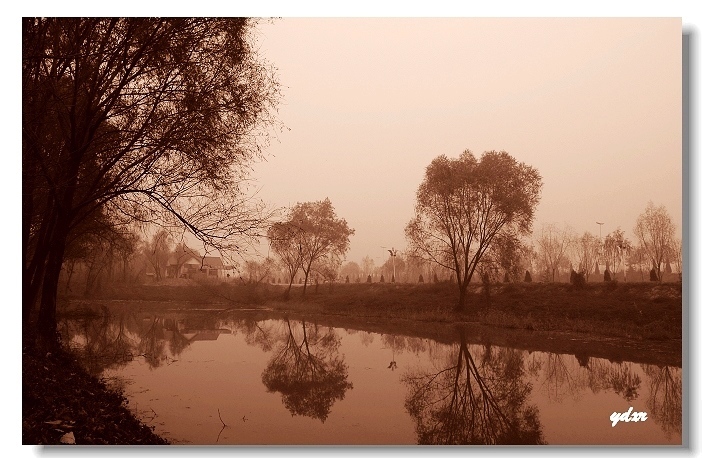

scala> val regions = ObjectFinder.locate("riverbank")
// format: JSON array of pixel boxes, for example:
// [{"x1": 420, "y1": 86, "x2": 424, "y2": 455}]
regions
[
  {"x1": 83, "y1": 280, "x2": 683, "y2": 343},
  {"x1": 22, "y1": 341, "x2": 169, "y2": 445},
  {"x1": 26, "y1": 280, "x2": 681, "y2": 444}
]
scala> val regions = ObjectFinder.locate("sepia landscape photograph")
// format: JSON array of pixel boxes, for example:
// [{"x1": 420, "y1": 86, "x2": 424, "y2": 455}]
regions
[{"x1": 21, "y1": 15, "x2": 685, "y2": 448}]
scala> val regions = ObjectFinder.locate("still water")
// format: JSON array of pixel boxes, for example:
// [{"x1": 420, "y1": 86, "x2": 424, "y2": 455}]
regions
[{"x1": 60, "y1": 307, "x2": 682, "y2": 445}]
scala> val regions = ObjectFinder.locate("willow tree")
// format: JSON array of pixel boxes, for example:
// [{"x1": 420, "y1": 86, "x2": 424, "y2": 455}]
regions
[
  {"x1": 23, "y1": 18, "x2": 280, "y2": 349},
  {"x1": 405, "y1": 150, "x2": 541, "y2": 311}
]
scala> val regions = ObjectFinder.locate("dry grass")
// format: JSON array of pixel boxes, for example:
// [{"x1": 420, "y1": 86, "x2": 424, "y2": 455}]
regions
[{"x1": 73, "y1": 280, "x2": 682, "y2": 342}]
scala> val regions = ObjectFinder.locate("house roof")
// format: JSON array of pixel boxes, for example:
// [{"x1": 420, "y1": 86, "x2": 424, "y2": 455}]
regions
[
  {"x1": 167, "y1": 246, "x2": 201, "y2": 266},
  {"x1": 202, "y1": 256, "x2": 224, "y2": 269},
  {"x1": 166, "y1": 246, "x2": 225, "y2": 269}
]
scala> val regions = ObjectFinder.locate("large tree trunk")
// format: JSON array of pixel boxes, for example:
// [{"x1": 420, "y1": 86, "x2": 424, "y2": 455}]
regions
[
  {"x1": 23, "y1": 213, "x2": 57, "y2": 328},
  {"x1": 302, "y1": 264, "x2": 311, "y2": 296},
  {"x1": 36, "y1": 225, "x2": 69, "y2": 351},
  {"x1": 456, "y1": 282, "x2": 468, "y2": 312},
  {"x1": 31, "y1": 181, "x2": 76, "y2": 350},
  {"x1": 284, "y1": 276, "x2": 294, "y2": 300}
]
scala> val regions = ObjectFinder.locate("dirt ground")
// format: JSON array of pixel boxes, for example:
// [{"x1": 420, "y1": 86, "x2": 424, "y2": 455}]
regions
[{"x1": 22, "y1": 341, "x2": 168, "y2": 445}]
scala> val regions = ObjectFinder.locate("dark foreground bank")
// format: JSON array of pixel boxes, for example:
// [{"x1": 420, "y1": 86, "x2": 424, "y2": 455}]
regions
[{"x1": 22, "y1": 341, "x2": 168, "y2": 445}]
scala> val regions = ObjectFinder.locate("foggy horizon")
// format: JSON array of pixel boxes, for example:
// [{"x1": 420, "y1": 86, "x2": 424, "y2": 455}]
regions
[{"x1": 249, "y1": 17, "x2": 682, "y2": 266}]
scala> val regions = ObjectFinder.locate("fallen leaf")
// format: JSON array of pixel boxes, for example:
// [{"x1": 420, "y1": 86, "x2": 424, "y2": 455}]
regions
[{"x1": 60, "y1": 432, "x2": 76, "y2": 445}]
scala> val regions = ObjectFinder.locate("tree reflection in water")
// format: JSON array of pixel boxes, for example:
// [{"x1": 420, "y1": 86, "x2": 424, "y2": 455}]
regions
[
  {"x1": 402, "y1": 329, "x2": 545, "y2": 445},
  {"x1": 261, "y1": 318, "x2": 353, "y2": 422},
  {"x1": 234, "y1": 318, "x2": 278, "y2": 352},
  {"x1": 540, "y1": 353, "x2": 589, "y2": 402},
  {"x1": 602, "y1": 362, "x2": 641, "y2": 402},
  {"x1": 60, "y1": 310, "x2": 140, "y2": 375},
  {"x1": 59, "y1": 309, "x2": 201, "y2": 373},
  {"x1": 643, "y1": 365, "x2": 682, "y2": 438},
  {"x1": 59, "y1": 310, "x2": 682, "y2": 442}
]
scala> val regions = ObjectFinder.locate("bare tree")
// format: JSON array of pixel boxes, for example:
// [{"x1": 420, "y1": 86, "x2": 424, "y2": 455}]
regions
[
  {"x1": 405, "y1": 150, "x2": 542, "y2": 311},
  {"x1": 60, "y1": 209, "x2": 140, "y2": 293},
  {"x1": 268, "y1": 221, "x2": 304, "y2": 298},
  {"x1": 314, "y1": 254, "x2": 343, "y2": 290},
  {"x1": 602, "y1": 229, "x2": 632, "y2": 281},
  {"x1": 269, "y1": 199, "x2": 354, "y2": 296},
  {"x1": 669, "y1": 237, "x2": 682, "y2": 281},
  {"x1": 339, "y1": 261, "x2": 361, "y2": 282},
  {"x1": 380, "y1": 252, "x2": 406, "y2": 283},
  {"x1": 535, "y1": 224, "x2": 573, "y2": 282},
  {"x1": 242, "y1": 257, "x2": 277, "y2": 285},
  {"x1": 23, "y1": 18, "x2": 280, "y2": 348},
  {"x1": 633, "y1": 202, "x2": 676, "y2": 282},
  {"x1": 627, "y1": 244, "x2": 648, "y2": 281},
  {"x1": 492, "y1": 230, "x2": 527, "y2": 283},
  {"x1": 361, "y1": 256, "x2": 375, "y2": 279},
  {"x1": 143, "y1": 229, "x2": 172, "y2": 281},
  {"x1": 572, "y1": 231, "x2": 599, "y2": 281}
]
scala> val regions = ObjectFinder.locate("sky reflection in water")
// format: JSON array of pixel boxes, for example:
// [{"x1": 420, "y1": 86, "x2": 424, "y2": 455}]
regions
[{"x1": 60, "y1": 309, "x2": 682, "y2": 445}]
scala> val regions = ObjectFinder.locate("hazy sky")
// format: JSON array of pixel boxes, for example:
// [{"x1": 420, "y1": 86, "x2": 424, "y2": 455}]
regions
[{"x1": 247, "y1": 17, "x2": 682, "y2": 266}]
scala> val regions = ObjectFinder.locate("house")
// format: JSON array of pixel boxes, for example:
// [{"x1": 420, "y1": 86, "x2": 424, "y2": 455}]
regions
[{"x1": 166, "y1": 247, "x2": 232, "y2": 279}]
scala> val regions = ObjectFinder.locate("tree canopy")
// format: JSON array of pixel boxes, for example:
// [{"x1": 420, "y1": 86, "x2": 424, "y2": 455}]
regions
[
  {"x1": 405, "y1": 150, "x2": 541, "y2": 310},
  {"x1": 268, "y1": 198, "x2": 354, "y2": 296},
  {"x1": 23, "y1": 18, "x2": 281, "y2": 348}
]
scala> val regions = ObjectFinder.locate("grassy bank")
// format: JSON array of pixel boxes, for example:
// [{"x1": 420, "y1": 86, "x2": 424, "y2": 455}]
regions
[{"x1": 82, "y1": 280, "x2": 682, "y2": 343}]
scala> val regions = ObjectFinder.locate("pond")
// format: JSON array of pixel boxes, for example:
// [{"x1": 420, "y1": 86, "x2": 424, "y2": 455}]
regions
[{"x1": 59, "y1": 305, "x2": 682, "y2": 446}]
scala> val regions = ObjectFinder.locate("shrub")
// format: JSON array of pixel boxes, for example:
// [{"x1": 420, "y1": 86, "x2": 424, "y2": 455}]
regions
[
  {"x1": 650, "y1": 269, "x2": 659, "y2": 282},
  {"x1": 605, "y1": 279, "x2": 618, "y2": 291},
  {"x1": 571, "y1": 270, "x2": 586, "y2": 289}
]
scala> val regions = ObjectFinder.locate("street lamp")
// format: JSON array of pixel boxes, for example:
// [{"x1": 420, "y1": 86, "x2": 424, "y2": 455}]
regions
[
  {"x1": 596, "y1": 222, "x2": 604, "y2": 274},
  {"x1": 382, "y1": 246, "x2": 398, "y2": 282}
]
